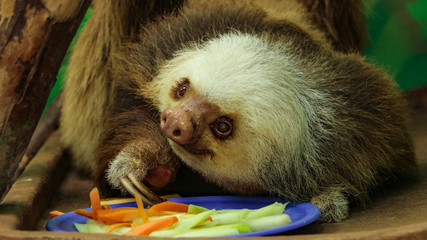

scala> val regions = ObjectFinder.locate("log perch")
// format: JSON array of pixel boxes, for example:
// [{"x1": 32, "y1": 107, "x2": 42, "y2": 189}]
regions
[{"x1": 0, "y1": 0, "x2": 91, "y2": 201}]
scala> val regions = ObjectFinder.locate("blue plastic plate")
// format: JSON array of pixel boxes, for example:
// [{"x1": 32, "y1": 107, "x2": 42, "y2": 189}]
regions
[{"x1": 46, "y1": 196, "x2": 320, "y2": 237}]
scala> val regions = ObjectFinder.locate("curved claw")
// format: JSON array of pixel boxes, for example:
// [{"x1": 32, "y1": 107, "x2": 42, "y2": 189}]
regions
[
  {"x1": 120, "y1": 177, "x2": 155, "y2": 206},
  {"x1": 120, "y1": 173, "x2": 165, "y2": 206},
  {"x1": 128, "y1": 173, "x2": 165, "y2": 203}
]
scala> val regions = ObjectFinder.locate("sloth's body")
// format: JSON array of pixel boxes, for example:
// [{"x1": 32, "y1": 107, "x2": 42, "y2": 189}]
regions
[{"x1": 60, "y1": 0, "x2": 416, "y2": 222}]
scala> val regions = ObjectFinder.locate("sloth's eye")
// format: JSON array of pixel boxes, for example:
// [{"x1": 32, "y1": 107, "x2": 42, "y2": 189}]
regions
[
  {"x1": 210, "y1": 116, "x2": 233, "y2": 139},
  {"x1": 173, "y1": 78, "x2": 189, "y2": 99}
]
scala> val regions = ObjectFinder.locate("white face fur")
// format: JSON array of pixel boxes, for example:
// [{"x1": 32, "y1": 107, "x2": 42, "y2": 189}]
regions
[{"x1": 146, "y1": 32, "x2": 309, "y2": 193}]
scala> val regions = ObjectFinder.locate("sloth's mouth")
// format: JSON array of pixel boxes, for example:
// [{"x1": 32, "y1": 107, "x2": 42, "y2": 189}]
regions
[
  {"x1": 172, "y1": 142, "x2": 213, "y2": 156},
  {"x1": 180, "y1": 144, "x2": 213, "y2": 156}
]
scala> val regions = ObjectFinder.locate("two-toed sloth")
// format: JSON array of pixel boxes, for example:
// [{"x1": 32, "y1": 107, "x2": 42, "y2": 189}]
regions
[{"x1": 60, "y1": 0, "x2": 416, "y2": 222}]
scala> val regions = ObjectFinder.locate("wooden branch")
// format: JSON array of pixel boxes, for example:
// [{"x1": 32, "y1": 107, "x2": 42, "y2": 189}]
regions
[
  {"x1": 13, "y1": 92, "x2": 62, "y2": 182},
  {"x1": 0, "y1": 0, "x2": 91, "y2": 201}
]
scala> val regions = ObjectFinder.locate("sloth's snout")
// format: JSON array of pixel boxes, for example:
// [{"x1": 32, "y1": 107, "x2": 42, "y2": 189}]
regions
[{"x1": 161, "y1": 108, "x2": 194, "y2": 145}]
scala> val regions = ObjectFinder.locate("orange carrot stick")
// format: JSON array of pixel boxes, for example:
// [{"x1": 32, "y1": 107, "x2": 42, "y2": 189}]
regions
[
  {"x1": 75, "y1": 209, "x2": 94, "y2": 219},
  {"x1": 134, "y1": 194, "x2": 149, "y2": 224},
  {"x1": 145, "y1": 210, "x2": 184, "y2": 217},
  {"x1": 104, "y1": 222, "x2": 132, "y2": 233},
  {"x1": 131, "y1": 222, "x2": 139, "y2": 228},
  {"x1": 149, "y1": 201, "x2": 189, "y2": 213},
  {"x1": 49, "y1": 210, "x2": 64, "y2": 218},
  {"x1": 102, "y1": 204, "x2": 112, "y2": 210},
  {"x1": 124, "y1": 216, "x2": 178, "y2": 236},
  {"x1": 96, "y1": 207, "x2": 140, "y2": 223},
  {"x1": 90, "y1": 188, "x2": 102, "y2": 220}
]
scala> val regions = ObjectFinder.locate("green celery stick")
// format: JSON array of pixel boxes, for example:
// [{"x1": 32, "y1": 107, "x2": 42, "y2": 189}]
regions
[
  {"x1": 110, "y1": 226, "x2": 132, "y2": 235},
  {"x1": 149, "y1": 209, "x2": 216, "y2": 237},
  {"x1": 85, "y1": 219, "x2": 108, "y2": 233},
  {"x1": 175, "y1": 223, "x2": 251, "y2": 237},
  {"x1": 188, "y1": 204, "x2": 209, "y2": 214},
  {"x1": 245, "y1": 202, "x2": 288, "y2": 219},
  {"x1": 210, "y1": 209, "x2": 249, "y2": 225},
  {"x1": 244, "y1": 214, "x2": 291, "y2": 231},
  {"x1": 74, "y1": 223, "x2": 89, "y2": 233},
  {"x1": 176, "y1": 228, "x2": 239, "y2": 237}
]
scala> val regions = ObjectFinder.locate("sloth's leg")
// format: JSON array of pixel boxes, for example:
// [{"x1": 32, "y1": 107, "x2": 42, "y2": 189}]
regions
[{"x1": 310, "y1": 186, "x2": 350, "y2": 222}]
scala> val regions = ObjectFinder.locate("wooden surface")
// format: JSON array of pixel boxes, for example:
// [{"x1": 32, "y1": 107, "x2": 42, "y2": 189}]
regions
[{"x1": 0, "y1": 90, "x2": 426, "y2": 239}]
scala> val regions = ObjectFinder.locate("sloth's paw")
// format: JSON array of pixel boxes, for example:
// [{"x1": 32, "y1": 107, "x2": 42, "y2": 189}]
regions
[
  {"x1": 105, "y1": 147, "x2": 168, "y2": 205},
  {"x1": 105, "y1": 149, "x2": 147, "y2": 192}
]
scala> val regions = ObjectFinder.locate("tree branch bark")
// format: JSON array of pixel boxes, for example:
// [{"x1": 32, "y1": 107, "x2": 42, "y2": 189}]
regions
[{"x1": 0, "y1": 0, "x2": 91, "y2": 201}]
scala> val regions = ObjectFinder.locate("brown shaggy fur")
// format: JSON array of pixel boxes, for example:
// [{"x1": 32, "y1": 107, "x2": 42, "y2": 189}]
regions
[{"x1": 60, "y1": 0, "x2": 416, "y2": 222}]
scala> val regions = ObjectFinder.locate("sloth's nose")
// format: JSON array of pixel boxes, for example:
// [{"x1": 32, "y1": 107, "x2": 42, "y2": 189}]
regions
[{"x1": 160, "y1": 108, "x2": 194, "y2": 145}]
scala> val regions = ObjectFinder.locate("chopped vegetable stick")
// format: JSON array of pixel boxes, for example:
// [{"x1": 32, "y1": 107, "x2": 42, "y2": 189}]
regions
[
  {"x1": 86, "y1": 219, "x2": 108, "y2": 233},
  {"x1": 150, "y1": 210, "x2": 216, "y2": 237},
  {"x1": 124, "y1": 216, "x2": 178, "y2": 236},
  {"x1": 188, "y1": 204, "x2": 209, "y2": 214},
  {"x1": 49, "y1": 210, "x2": 64, "y2": 218},
  {"x1": 134, "y1": 193, "x2": 149, "y2": 224},
  {"x1": 149, "y1": 201, "x2": 189, "y2": 213},
  {"x1": 245, "y1": 202, "x2": 286, "y2": 219},
  {"x1": 90, "y1": 188, "x2": 102, "y2": 220},
  {"x1": 74, "y1": 223, "x2": 89, "y2": 233},
  {"x1": 146, "y1": 210, "x2": 183, "y2": 217},
  {"x1": 104, "y1": 222, "x2": 132, "y2": 233},
  {"x1": 211, "y1": 210, "x2": 249, "y2": 224},
  {"x1": 175, "y1": 223, "x2": 251, "y2": 237},
  {"x1": 102, "y1": 204, "x2": 112, "y2": 210},
  {"x1": 176, "y1": 227, "x2": 239, "y2": 238},
  {"x1": 131, "y1": 221, "x2": 139, "y2": 228},
  {"x1": 96, "y1": 207, "x2": 140, "y2": 223},
  {"x1": 75, "y1": 209, "x2": 94, "y2": 219},
  {"x1": 244, "y1": 214, "x2": 291, "y2": 231},
  {"x1": 184, "y1": 213, "x2": 213, "y2": 221}
]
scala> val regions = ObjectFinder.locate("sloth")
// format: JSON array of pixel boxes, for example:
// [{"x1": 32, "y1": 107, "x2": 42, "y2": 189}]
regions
[{"x1": 59, "y1": 0, "x2": 416, "y2": 222}]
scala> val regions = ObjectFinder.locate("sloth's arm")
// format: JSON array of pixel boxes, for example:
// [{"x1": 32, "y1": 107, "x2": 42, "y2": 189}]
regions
[{"x1": 94, "y1": 108, "x2": 180, "y2": 198}]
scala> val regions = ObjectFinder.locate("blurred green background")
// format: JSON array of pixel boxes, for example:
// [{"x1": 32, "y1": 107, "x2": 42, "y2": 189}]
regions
[
  {"x1": 45, "y1": 0, "x2": 427, "y2": 109},
  {"x1": 365, "y1": 0, "x2": 427, "y2": 90}
]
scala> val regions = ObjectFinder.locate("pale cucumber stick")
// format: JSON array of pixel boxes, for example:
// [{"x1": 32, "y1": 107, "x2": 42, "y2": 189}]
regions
[
  {"x1": 76, "y1": 220, "x2": 131, "y2": 235},
  {"x1": 212, "y1": 202, "x2": 287, "y2": 216},
  {"x1": 175, "y1": 223, "x2": 252, "y2": 238},
  {"x1": 149, "y1": 209, "x2": 216, "y2": 237},
  {"x1": 196, "y1": 219, "x2": 219, "y2": 228},
  {"x1": 215, "y1": 208, "x2": 249, "y2": 214},
  {"x1": 187, "y1": 204, "x2": 209, "y2": 214},
  {"x1": 85, "y1": 219, "x2": 107, "y2": 233},
  {"x1": 245, "y1": 202, "x2": 288, "y2": 219},
  {"x1": 74, "y1": 223, "x2": 89, "y2": 233},
  {"x1": 111, "y1": 226, "x2": 132, "y2": 235},
  {"x1": 176, "y1": 228, "x2": 239, "y2": 237},
  {"x1": 244, "y1": 214, "x2": 291, "y2": 231},
  {"x1": 210, "y1": 209, "x2": 249, "y2": 225}
]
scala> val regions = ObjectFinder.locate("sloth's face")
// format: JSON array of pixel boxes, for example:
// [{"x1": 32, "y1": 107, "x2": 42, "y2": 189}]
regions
[
  {"x1": 154, "y1": 75, "x2": 261, "y2": 194},
  {"x1": 145, "y1": 32, "x2": 307, "y2": 193}
]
